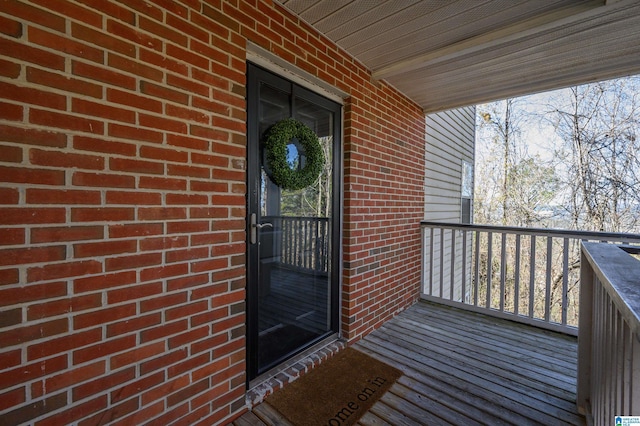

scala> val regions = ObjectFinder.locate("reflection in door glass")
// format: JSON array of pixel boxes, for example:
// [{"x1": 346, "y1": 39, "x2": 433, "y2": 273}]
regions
[
  {"x1": 286, "y1": 141, "x2": 300, "y2": 169},
  {"x1": 256, "y1": 90, "x2": 334, "y2": 371}
]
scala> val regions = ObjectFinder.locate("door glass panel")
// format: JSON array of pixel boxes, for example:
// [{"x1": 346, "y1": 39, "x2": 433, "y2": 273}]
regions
[{"x1": 256, "y1": 89, "x2": 334, "y2": 372}]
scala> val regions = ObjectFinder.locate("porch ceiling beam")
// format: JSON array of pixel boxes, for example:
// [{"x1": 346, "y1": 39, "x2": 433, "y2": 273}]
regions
[{"x1": 371, "y1": 0, "x2": 607, "y2": 81}]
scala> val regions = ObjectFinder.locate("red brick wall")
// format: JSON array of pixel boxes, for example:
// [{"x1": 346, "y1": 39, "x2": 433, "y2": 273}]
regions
[
  {"x1": 342, "y1": 89, "x2": 425, "y2": 342},
  {"x1": 0, "y1": 0, "x2": 425, "y2": 424}
]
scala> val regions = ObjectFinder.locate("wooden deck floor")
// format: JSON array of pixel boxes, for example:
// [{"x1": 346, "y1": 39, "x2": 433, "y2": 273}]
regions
[{"x1": 234, "y1": 301, "x2": 585, "y2": 425}]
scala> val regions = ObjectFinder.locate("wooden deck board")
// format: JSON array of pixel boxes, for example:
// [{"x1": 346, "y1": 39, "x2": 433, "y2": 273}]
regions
[
  {"x1": 357, "y1": 337, "x2": 538, "y2": 425},
  {"x1": 233, "y1": 301, "x2": 585, "y2": 425},
  {"x1": 382, "y1": 317, "x2": 576, "y2": 399},
  {"x1": 357, "y1": 411, "x2": 393, "y2": 426},
  {"x1": 251, "y1": 402, "x2": 293, "y2": 425},
  {"x1": 231, "y1": 411, "x2": 265, "y2": 426},
  {"x1": 409, "y1": 305, "x2": 578, "y2": 360}
]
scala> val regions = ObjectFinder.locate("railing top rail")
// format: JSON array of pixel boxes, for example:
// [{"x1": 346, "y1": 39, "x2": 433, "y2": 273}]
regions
[
  {"x1": 421, "y1": 221, "x2": 640, "y2": 243},
  {"x1": 582, "y1": 242, "x2": 640, "y2": 335},
  {"x1": 264, "y1": 215, "x2": 330, "y2": 221}
]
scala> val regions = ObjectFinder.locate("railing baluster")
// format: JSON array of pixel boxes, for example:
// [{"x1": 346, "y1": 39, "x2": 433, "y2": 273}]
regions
[
  {"x1": 306, "y1": 219, "x2": 311, "y2": 269},
  {"x1": 313, "y1": 219, "x2": 317, "y2": 269},
  {"x1": 307, "y1": 218, "x2": 311, "y2": 269},
  {"x1": 439, "y1": 228, "x2": 444, "y2": 298},
  {"x1": 486, "y1": 232, "x2": 493, "y2": 309},
  {"x1": 291, "y1": 217, "x2": 296, "y2": 267},
  {"x1": 604, "y1": 292, "x2": 612, "y2": 422},
  {"x1": 461, "y1": 230, "x2": 467, "y2": 303},
  {"x1": 281, "y1": 217, "x2": 286, "y2": 267},
  {"x1": 298, "y1": 218, "x2": 302, "y2": 269},
  {"x1": 315, "y1": 219, "x2": 320, "y2": 271},
  {"x1": 313, "y1": 219, "x2": 317, "y2": 270},
  {"x1": 290, "y1": 218, "x2": 294, "y2": 265},
  {"x1": 304, "y1": 219, "x2": 308, "y2": 269},
  {"x1": 500, "y1": 232, "x2": 506, "y2": 313},
  {"x1": 615, "y1": 313, "x2": 623, "y2": 416},
  {"x1": 629, "y1": 331, "x2": 640, "y2": 413},
  {"x1": 325, "y1": 219, "x2": 330, "y2": 271},
  {"x1": 324, "y1": 218, "x2": 328, "y2": 272},
  {"x1": 562, "y1": 238, "x2": 569, "y2": 325},
  {"x1": 600, "y1": 282, "x2": 606, "y2": 424},
  {"x1": 595, "y1": 283, "x2": 604, "y2": 425},
  {"x1": 289, "y1": 219, "x2": 294, "y2": 266},
  {"x1": 284, "y1": 218, "x2": 289, "y2": 264},
  {"x1": 300, "y1": 218, "x2": 304, "y2": 268},
  {"x1": 429, "y1": 227, "x2": 435, "y2": 296},
  {"x1": 592, "y1": 282, "x2": 602, "y2": 424},
  {"x1": 529, "y1": 235, "x2": 536, "y2": 319},
  {"x1": 622, "y1": 321, "x2": 632, "y2": 414},
  {"x1": 545, "y1": 236, "x2": 552, "y2": 322},
  {"x1": 514, "y1": 234, "x2": 521, "y2": 316},
  {"x1": 300, "y1": 218, "x2": 305, "y2": 269},
  {"x1": 474, "y1": 231, "x2": 480, "y2": 308},
  {"x1": 599, "y1": 283, "x2": 606, "y2": 421},
  {"x1": 297, "y1": 218, "x2": 302, "y2": 268},
  {"x1": 285, "y1": 218, "x2": 290, "y2": 265},
  {"x1": 306, "y1": 218, "x2": 310, "y2": 269},
  {"x1": 316, "y1": 219, "x2": 321, "y2": 271},
  {"x1": 292, "y1": 218, "x2": 297, "y2": 267},
  {"x1": 450, "y1": 229, "x2": 456, "y2": 301},
  {"x1": 314, "y1": 219, "x2": 318, "y2": 270}
]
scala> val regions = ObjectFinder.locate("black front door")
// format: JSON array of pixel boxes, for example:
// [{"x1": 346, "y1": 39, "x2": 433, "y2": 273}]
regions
[{"x1": 246, "y1": 64, "x2": 341, "y2": 380}]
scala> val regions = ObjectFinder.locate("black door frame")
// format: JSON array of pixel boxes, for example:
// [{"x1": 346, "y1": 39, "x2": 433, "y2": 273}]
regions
[{"x1": 246, "y1": 63, "x2": 342, "y2": 381}]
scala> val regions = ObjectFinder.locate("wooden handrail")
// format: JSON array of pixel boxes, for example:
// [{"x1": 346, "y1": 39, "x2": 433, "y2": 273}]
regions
[{"x1": 421, "y1": 221, "x2": 640, "y2": 243}]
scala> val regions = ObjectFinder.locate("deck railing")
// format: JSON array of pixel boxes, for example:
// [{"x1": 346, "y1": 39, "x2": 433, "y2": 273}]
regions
[
  {"x1": 264, "y1": 216, "x2": 330, "y2": 274},
  {"x1": 577, "y1": 242, "x2": 640, "y2": 422},
  {"x1": 420, "y1": 221, "x2": 640, "y2": 335}
]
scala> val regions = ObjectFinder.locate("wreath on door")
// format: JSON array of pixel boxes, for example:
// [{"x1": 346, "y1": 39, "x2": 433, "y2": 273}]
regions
[{"x1": 262, "y1": 118, "x2": 325, "y2": 191}]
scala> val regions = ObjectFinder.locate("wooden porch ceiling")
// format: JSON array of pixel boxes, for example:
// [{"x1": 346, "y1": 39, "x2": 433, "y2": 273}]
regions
[
  {"x1": 235, "y1": 302, "x2": 583, "y2": 425},
  {"x1": 276, "y1": 0, "x2": 640, "y2": 113}
]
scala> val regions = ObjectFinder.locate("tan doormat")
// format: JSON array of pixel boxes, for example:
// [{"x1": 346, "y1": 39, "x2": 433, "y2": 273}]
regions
[{"x1": 267, "y1": 347, "x2": 402, "y2": 426}]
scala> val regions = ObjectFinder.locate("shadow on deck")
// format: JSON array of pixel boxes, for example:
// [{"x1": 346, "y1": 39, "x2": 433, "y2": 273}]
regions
[{"x1": 235, "y1": 301, "x2": 584, "y2": 425}]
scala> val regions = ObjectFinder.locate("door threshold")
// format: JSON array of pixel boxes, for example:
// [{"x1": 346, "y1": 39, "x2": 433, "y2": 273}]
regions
[{"x1": 246, "y1": 334, "x2": 345, "y2": 407}]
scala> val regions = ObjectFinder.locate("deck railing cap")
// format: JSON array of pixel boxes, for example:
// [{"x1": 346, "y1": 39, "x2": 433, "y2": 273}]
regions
[
  {"x1": 421, "y1": 221, "x2": 640, "y2": 243},
  {"x1": 582, "y1": 241, "x2": 640, "y2": 335}
]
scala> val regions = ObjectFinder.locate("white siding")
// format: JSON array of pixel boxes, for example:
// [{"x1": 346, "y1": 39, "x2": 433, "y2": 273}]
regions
[
  {"x1": 424, "y1": 106, "x2": 475, "y2": 301},
  {"x1": 425, "y1": 106, "x2": 475, "y2": 222}
]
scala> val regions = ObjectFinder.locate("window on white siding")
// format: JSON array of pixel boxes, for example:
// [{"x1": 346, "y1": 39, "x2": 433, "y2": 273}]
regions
[{"x1": 461, "y1": 160, "x2": 473, "y2": 224}]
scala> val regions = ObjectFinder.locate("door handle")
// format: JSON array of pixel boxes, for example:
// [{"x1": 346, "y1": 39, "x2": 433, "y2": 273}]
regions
[{"x1": 250, "y1": 213, "x2": 273, "y2": 244}]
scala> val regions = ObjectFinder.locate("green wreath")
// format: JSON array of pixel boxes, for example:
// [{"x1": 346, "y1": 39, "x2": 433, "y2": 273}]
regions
[{"x1": 262, "y1": 118, "x2": 324, "y2": 191}]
